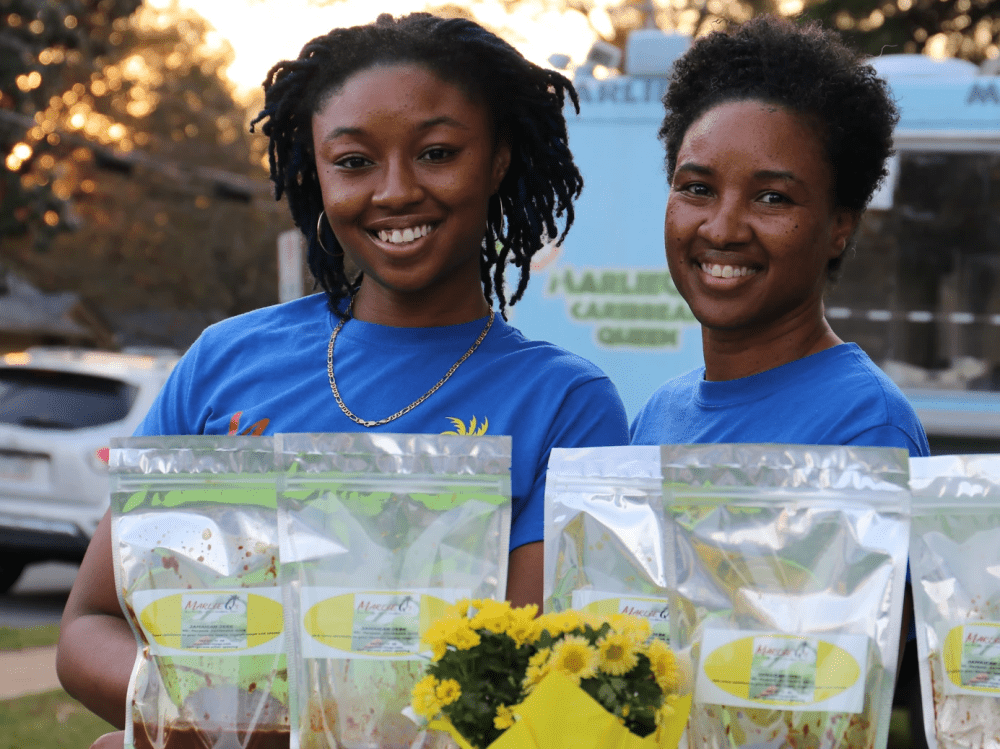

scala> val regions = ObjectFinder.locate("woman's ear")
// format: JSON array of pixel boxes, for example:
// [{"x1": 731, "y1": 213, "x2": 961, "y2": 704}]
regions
[
  {"x1": 829, "y1": 208, "x2": 860, "y2": 260},
  {"x1": 491, "y1": 141, "x2": 511, "y2": 194}
]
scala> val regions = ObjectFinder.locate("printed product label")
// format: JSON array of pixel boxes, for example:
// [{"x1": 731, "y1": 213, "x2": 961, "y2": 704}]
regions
[
  {"x1": 351, "y1": 593, "x2": 420, "y2": 653},
  {"x1": 299, "y1": 587, "x2": 469, "y2": 660},
  {"x1": 571, "y1": 590, "x2": 670, "y2": 643},
  {"x1": 181, "y1": 592, "x2": 249, "y2": 649},
  {"x1": 696, "y1": 630, "x2": 868, "y2": 713},
  {"x1": 132, "y1": 588, "x2": 284, "y2": 656},
  {"x1": 748, "y1": 636, "x2": 816, "y2": 703},
  {"x1": 941, "y1": 622, "x2": 1000, "y2": 695}
]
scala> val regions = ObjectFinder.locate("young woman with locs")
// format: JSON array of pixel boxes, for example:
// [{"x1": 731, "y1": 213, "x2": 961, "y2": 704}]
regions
[{"x1": 58, "y1": 14, "x2": 629, "y2": 746}]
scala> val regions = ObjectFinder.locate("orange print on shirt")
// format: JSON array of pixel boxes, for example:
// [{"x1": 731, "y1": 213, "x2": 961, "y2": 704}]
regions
[{"x1": 227, "y1": 411, "x2": 270, "y2": 436}]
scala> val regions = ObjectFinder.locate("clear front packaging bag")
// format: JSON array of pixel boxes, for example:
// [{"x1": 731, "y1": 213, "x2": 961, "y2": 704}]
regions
[
  {"x1": 275, "y1": 433, "x2": 512, "y2": 749},
  {"x1": 664, "y1": 444, "x2": 911, "y2": 749},
  {"x1": 110, "y1": 436, "x2": 287, "y2": 749},
  {"x1": 543, "y1": 445, "x2": 670, "y2": 640},
  {"x1": 910, "y1": 454, "x2": 1000, "y2": 749}
]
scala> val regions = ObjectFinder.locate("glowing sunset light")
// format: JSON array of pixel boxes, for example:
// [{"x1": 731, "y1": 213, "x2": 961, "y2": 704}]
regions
[{"x1": 145, "y1": 0, "x2": 598, "y2": 100}]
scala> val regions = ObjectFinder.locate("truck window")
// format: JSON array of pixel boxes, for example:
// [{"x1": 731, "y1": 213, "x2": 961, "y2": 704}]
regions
[
  {"x1": 826, "y1": 150, "x2": 1000, "y2": 452},
  {"x1": 827, "y1": 151, "x2": 1000, "y2": 392}
]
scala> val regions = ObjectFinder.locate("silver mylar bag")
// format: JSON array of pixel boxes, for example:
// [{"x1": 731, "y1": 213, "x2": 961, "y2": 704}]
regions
[
  {"x1": 664, "y1": 444, "x2": 910, "y2": 749},
  {"x1": 110, "y1": 435, "x2": 287, "y2": 749},
  {"x1": 543, "y1": 446, "x2": 672, "y2": 643},
  {"x1": 275, "y1": 433, "x2": 511, "y2": 749},
  {"x1": 910, "y1": 454, "x2": 1000, "y2": 749}
]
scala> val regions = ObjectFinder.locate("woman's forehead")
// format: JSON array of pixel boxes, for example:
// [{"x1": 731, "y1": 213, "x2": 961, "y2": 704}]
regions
[{"x1": 678, "y1": 99, "x2": 830, "y2": 178}]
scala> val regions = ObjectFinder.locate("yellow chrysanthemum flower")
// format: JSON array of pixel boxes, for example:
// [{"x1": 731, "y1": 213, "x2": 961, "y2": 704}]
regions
[
  {"x1": 522, "y1": 647, "x2": 552, "y2": 692},
  {"x1": 435, "y1": 678, "x2": 461, "y2": 706},
  {"x1": 444, "y1": 598, "x2": 472, "y2": 620},
  {"x1": 655, "y1": 694, "x2": 678, "y2": 725},
  {"x1": 470, "y1": 599, "x2": 512, "y2": 634},
  {"x1": 451, "y1": 622, "x2": 482, "y2": 651},
  {"x1": 494, "y1": 704, "x2": 516, "y2": 730},
  {"x1": 609, "y1": 613, "x2": 652, "y2": 645},
  {"x1": 506, "y1": 604, "x2": 540, "y2": 647},
  {"x1": 646, "y1": 638, "x2": 679, "y2": 693},
  {"x1": 549, "y1": 634, "x2": 599, "y2": 684},
  {"x1": 411, "y1": 675, "x2": 442, "y2": 719},
  {"x1": 598, "y1": 631, "x2": 640, "y2": 676},
  {"x1": 538, "y1": 610, "x2": 585, "y2": 638}
]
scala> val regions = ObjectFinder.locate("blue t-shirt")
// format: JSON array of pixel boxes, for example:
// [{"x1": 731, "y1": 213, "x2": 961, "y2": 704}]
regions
[
  {"x1": 630, "y1": 343, "x2": 930, "y2": 458},
  {"x1": 136, "y1": 294, "x2": 630, "y2": 550}
]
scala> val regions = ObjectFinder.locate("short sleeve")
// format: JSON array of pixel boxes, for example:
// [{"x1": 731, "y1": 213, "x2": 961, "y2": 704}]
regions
[
  {"x1": 846, "y1": 424, "x2": 930, "y2": 458},
  {"x1": 132, "y1": 337, "x2": 203, "y2": 436},
  {"x1": 509, "y1": 377, "x2": 629, "y2": 550}
]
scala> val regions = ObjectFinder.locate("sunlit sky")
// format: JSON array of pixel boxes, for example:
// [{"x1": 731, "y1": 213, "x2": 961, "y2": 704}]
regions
[{"x1": 148, "y1": 0, "x2": 599, "y2": 99}]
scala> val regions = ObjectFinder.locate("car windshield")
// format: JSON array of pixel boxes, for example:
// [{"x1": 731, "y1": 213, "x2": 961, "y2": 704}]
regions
[{"x1": 0, "y1": 368, "x2": 138, "y2": 429}]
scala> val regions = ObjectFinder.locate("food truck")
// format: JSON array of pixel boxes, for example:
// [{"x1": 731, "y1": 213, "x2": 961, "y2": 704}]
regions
[{"x1": 507, "y1": 31, "x2": 1000, "y2": 452}]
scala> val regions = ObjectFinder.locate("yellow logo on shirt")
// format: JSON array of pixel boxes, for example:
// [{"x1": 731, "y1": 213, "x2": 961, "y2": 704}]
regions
[{"x1": 443, "y1": 416, "x2": 489, "y2": 436}]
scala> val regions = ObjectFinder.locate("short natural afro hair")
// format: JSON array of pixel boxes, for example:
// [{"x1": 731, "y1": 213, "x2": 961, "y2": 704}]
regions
[
  {"x1": 250, "y1": 12, "x2": 583, "y2": 319},
  {"x1": 660, "y1": 15, "x2": 898, "y2": 216}
]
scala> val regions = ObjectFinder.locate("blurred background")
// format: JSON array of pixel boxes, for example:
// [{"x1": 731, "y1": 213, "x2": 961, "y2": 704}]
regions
[
  {"x1": 1, "y1": 1, "x2": 999, "y2": 747},
  {"x1": 2, "y1": 0, "x2": 997, "y2": 352}
]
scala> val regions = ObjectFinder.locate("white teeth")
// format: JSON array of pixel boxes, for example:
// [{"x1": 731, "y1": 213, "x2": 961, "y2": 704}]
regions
[
  {"x1": 376, "y1": 225, "x2": 432, "y2": 244},
  {"x1": 701, "y1": 263, "x2": 756, "y2": 278}
]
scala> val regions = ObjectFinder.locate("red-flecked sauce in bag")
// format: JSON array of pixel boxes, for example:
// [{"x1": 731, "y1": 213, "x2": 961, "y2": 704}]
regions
[{"x1": 110, "y1": 436, "x2": 289, "y2": 749}]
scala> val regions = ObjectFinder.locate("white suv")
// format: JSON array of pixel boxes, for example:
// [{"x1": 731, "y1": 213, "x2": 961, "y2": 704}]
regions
[{"x1": 0, "y1": 347, "x2": 179, "y2": 592}]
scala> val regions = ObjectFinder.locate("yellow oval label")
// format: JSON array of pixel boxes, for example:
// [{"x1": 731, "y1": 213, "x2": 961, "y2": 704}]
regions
[
  {"x1": 702, "y1": 635, "x2": 860, "y2": 707},
  {"x1": 943, "y1": 623, "x2": 1000, "y2": 693},
  {"x1": 139, "y1": 591, "x2": 282, "y2": 652},
  {"x1": 304, "y1": 592, "x2": 449, "y2": 656}
]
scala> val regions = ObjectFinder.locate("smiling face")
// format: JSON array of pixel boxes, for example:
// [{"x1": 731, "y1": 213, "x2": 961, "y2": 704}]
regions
[
  {"x1": 665, "y1": 99, "x2": 856, "y2": 346},
  {"x1": 312, "y1": 63, "x2": 509, "y2": 324}
]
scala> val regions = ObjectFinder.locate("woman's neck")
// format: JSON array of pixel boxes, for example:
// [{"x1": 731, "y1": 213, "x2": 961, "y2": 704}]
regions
[{"x1": 701, "y1": 314, "x2": 844, "y2": 382}]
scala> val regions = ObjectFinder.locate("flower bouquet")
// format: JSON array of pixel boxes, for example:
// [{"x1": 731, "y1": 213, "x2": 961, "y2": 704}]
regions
[{"x1": 411, "y1": 600, "x2": 690, "y2": 749}]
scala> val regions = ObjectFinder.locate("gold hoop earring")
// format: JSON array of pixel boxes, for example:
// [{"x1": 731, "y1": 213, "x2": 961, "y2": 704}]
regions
[{"x1": 316, "y1": 212, "x2": 342, "y2": 257}]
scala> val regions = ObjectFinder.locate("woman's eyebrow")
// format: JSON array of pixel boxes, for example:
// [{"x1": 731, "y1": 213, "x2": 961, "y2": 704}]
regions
[
  {"x1": 321, "y1": 116, "x2": 469, "y2": 143},
  {"x1": 754, "y1": 169, "x2": 802, "y2": 184},
  {"x1": 322, "y1": 125, "x2": 364, "y2": 142},
  {"x1": 419, "y1": 115, "x2": 469, "y2": 131},
  {"x1": 675, "y1": 161, "x2": 712, "y2": 175}
]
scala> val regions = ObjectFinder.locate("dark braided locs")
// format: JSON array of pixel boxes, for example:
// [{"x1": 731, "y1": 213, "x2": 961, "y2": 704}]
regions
[
  {"x1": 659, "y1": 15, "x2": 899, "y2": 279},
  {"x1": 249, "y1": 12, "x2": 583, "y2": 319}
]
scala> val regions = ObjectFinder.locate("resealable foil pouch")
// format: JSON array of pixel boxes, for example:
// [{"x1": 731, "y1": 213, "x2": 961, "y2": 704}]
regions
[
  {"x1": 543, "y1": 445, "x2": 672, "y2": 641},
  {"x1": 664, "y1": 444, "x2": 910, "y2": 749},
  {"x1": 110, "y1": 436, "x2": 288, "y2": 749},
  {"x1": 275, "y1": 433, "x2": 512, "y2": 749},
  {"x1": 910, "y1": 454, "x2": 1000, "y2": 749}
]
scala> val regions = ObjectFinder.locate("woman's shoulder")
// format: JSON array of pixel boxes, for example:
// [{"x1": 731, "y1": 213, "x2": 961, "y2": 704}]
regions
[
  {"x1": 491, "y1": 318, "x2": 614, "y2": 382},
  {"x1": 196, "y1": 294, "x2": 330, "y2": 345}
]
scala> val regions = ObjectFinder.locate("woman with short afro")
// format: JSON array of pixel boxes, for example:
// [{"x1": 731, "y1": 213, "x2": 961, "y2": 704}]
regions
[
  {"x1": 58, "y1": 14, "x2": 629, "y2": 747},
  {"x1": 631, "y1": 15, "x2": 929, "y2": 456}
]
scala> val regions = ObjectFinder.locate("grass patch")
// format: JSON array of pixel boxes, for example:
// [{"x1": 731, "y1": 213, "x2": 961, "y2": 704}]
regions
[
  {"x1": 0, "y1": 688, "x2": 114, "y2": 748},
  {"x1": 0, "y1": 625, "x2": 60, "y2": 651}
]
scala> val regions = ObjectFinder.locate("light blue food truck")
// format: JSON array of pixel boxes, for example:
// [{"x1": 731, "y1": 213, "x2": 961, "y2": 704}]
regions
[{"x1": 507, "y1": 32, "x2": 1000, "y2": 453}]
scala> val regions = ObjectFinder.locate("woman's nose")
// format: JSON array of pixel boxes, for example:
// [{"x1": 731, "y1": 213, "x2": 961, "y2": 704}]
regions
[
  {"x1": 696, "y1": 196, "x2": 752, "y2": 246},
  {"x1": 372, "y1": 157, "x2": 423, "y2": 208}
]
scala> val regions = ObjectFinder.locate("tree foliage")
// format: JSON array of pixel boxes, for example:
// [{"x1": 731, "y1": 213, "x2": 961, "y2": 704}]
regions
[
  {"x1": 1, "y1": 0, "x2": 143, "y2": 241},
  {"x1": 3, "y1": 2, "x2": 292, "y2": 340},
  {"x1": 803, "y1": 0, "x2": 1000, "y2": 63}
]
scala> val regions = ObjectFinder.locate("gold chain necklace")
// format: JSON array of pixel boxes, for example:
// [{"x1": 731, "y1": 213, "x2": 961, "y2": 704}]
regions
[{"x1": 327, "y1": 302, "x2": 495, "y2": 428}]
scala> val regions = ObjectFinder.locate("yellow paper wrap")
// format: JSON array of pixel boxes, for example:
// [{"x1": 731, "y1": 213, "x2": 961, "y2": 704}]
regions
[{"x1": 429, "y1": 671, "x2": 691, "y2": 749}]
